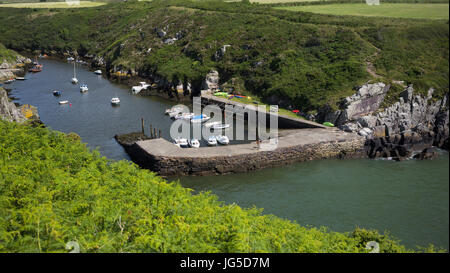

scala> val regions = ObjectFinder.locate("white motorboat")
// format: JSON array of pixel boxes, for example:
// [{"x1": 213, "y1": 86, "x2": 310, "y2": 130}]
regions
[
  {"x1": 59, "y1": 100, "x2": 69, "y2": 105},
  {"x1": 207, "y1": 136, "x2": 217, "y2": 146},
  {"x1": 4, "y1": 79, "x2": 15, "y2": 84},
  {"x1": 67, "y1": 57, "x2": 75, "y2": 62},
  {"x1": 166, "y1": 106, "x2": 183, "y2": 116},
  {"x1": 71, "y1": 62, "x2": 78, "y2": 84},
  {"x1": 80, "y1": 84, "x2": 88, "y2": 93},
  {"x1": 94, "y1": 70, "x2": 102, "y2": 75},
  {"x1": 204, "y1": 121, "x2": 220, "y2": 128},
  {"x1": 111, "y1": 97, "x2": 120, "y2": 105},
  {"x1": 174, "y1": 113, "x2": 194, "y2": 120},
  {"x1": 190, "y1": 114, "x2": 210, "y2": 123},
  {"x1": 131, "y1": 82, "x2": 151, "y2": 94},
  {"x1": 216, "y1": 135, "x2": 230, "y2": 145},
  {"x1": 174, "y1": 137, "x2": 189, "y2": 147},
  {"x1": 15, "y1": 77, "x2": 25, "y2": 81},
  {"x1": 189, "y1": 139, "x2": 200, "y2": 148},
  {"x1": 212, "y1": 123, "x2": 230, "y2": 130}
]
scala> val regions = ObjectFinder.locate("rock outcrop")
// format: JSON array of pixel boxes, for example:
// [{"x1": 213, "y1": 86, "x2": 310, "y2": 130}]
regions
[
  {"x1": 319, "y1": 83, "x2": 449, "y2": 160},
  {"x1": 0, "y1": 87, "x2": 25, "y2": 123},
  {"x1": 202, "y1": 70, "x2": 219, "y2": 91}
]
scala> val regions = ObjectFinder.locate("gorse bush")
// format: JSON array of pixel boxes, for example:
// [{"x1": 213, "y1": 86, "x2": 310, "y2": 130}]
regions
[{"x1": 0, "y1": 120, "x2": 425, "y2": 253}]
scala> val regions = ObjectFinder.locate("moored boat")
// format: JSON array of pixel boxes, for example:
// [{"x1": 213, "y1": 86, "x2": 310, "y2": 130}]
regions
[
  {"x1": 53, "y1": 90, "x2": 61, "y2": 96},
  {"x1": 111, "y1": 97, "x2": 120, "y2": 105},
  {"x1": 59, "y1": 100, "x2": 69, "y2": 105},
  {"x1": 80, "y1": 84, "x2": 88, "y2": 93},
  {"x1": 190, "y1": 114, "x2": 210, "y2": 123},
  {"x1": 94, "y1": 70, "x2": 102, "y2": 75},
  {"x1": 174, "y1": 137, "x2": 189, "y2": 148},
  {"x1": 216, "y1": 135, "x2": 230, "y2": 145},
  {"x1": 207, "y1": 135, "x2": 217, "y2": 146},
  {"x1": 212, "y1": 123, "x2": 230, "y2": 130},
  {"x1": 189, "y1": 138, "x2": 200, "y2": 148}
]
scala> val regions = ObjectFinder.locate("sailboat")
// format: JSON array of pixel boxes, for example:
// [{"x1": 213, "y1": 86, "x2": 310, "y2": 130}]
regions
[{"x1": 71, "y1": 62, "x2": 78, "y2": 84}]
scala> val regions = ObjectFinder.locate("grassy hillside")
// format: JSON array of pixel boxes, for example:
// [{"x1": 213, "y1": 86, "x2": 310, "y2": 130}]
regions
[
  {"x1": 1, "y1": 119, "x2": 442, "y2": 253},
  {"x1": 0, "y1": 43, "x2": 19, "y2": 63},
  {"x1": 0, "y1": 0, "x2": 447, "y2": 112}
]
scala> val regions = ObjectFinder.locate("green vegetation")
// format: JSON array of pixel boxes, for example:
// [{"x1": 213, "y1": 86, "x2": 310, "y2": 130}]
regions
[
  {"x1": 275, "y1": 3, "x2": 449, "y2": 19},
  {"x1": 0, "y1": 1, "x2": 105, "y2": 8},
  {"x1": 0, "y1": 0, "x2": 447, "y2": 112},
  {"x1": 0, "y1": 43, "x2": 20, "y2": 63},
  {"x1": 1, "y1": 119, "x2": 442, "y2": 253}
]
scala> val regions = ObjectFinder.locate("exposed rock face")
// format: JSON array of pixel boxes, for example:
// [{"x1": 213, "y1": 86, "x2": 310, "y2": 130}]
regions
[
  {"x1": 214, "y1": 45, "x2": 230, "y2": 61},
  {"x1": 318, "y1": 83, "x2": 449, "y2": 159},
  {"x1": 413, "y1": 147, "x2": 440, "y2": 160},
  {"x1": 202, "y1": 70, "x2": 219, "y2": 91},
  {"x1": 0, "y1": 88, "x2": 25, "y2": 123}
]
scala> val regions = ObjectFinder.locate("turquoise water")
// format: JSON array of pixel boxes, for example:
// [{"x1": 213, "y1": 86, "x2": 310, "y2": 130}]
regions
[{"x1": 7, "y1": 58, "x2": 449, "y2": 250}]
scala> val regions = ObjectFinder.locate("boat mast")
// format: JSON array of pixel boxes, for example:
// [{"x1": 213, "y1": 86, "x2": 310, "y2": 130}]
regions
[{"x1": 73, "y1": 62, "x2": 76, "y2": 78}]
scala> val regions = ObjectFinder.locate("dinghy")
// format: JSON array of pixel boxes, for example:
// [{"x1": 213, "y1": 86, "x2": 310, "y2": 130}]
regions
[
  {"x1": 216, "y1": 135, "x2": 230, "y2": 145},
  {"x1": 94, "y1": 70, "x2": 102, "y2": 75},
  {"x1": 80, "y1": 84, "x2": 88, "y2": 93},
  {"x1": 190, "y1": 114, "x2": 210, "y2": 123},
  {"x1": 207, "y1": 136, "x2": 217, "y2": 146},
  {"x1": 53, "y1": 90, "x2": 61, "y2": 97},
  {"x1": 111, "y1": 97, "x2": 120, "y2": 105},
  {"x1": 174, "y1": 137, "x2": 189, "y2": 148},
  {"x1": 59, "y1": 100, "x2": 69, "y2": 105},
  {"x1": 189, "y1": 139, "x2": 200, "y2": 148},
  {"x1": 212, "y1": 123, "x2": 230, "y2": 130}
]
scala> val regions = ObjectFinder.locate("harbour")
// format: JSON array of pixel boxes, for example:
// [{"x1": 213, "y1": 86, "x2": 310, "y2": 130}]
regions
[{"x1": 4, "y1": 57, "x2": 449, "y2": 249}]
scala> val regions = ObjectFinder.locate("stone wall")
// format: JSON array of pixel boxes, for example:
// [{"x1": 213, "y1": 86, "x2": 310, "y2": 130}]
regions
[{"x1": 124, "y1": 138, "x2": 366, "y2": 176}]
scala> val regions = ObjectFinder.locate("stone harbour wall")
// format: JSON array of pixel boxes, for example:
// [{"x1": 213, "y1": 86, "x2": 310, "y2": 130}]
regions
[{"x1": 125, "y1": 137, "x2": 366, "y2": 176}]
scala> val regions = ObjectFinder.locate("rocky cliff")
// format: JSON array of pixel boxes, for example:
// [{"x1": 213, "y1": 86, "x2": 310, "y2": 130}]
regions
[
  {"x1": 318, "y1": 83, "x2": 449, "y2": 160},
  {"x1": 0, "y1": 87, "x2": 25, "y2": 123}
]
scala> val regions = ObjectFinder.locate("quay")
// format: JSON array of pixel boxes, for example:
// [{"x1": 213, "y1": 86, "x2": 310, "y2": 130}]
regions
[
  {"x1": 200, "y1": 94, "x2": 328, "y2": 129},
  {"x1": 122, "y1": 128, "x2": 366, "y2": 176}
]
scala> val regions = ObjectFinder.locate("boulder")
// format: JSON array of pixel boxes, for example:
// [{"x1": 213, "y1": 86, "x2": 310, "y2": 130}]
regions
[{"x1": 414, "y1": 147, "x2": 439, "y2": 160}]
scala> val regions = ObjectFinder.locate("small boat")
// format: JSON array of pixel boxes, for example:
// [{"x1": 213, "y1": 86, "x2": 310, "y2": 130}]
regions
[
  {"x1": 216, "y1": 135, "x2": 230, "y2": 145},
  {"x1": 111, "y1": 97, "x2": 120, "y2": 105},
  {"x1": 29, "y1": 66, "x2": 42, "y2": 73},
  {"x1": 59, "y1": 100, "x2": 69, "y2": 105},
  {"x1": 323, "y1": 122, "x2": 334, "y2": 127},
  {"x1": 204, "y1": 121, "x2": 220, "y2": 128},
  {"x1": 71, "y1": 62, "x2": 78, "y2": 84},
  {"x1": 131, "y1": 82, "x2": 151, "y2": 94},
  {"x1": 53, "y1": 90, "x2": 61, "y2": 96},
  {"x1": 212, "y1": 123, "x2": 230, "y2": 130},
  {"x1": 67, "y1": 57, "x2": 75, "y2": 62},
  {"x1": 207, "y1": 136, "x2": 217, "y2": 146},
  {"x1": 4, "y1": 79, "x2": 15, "y2": 84},
  {"x1": 166, "y1": 106, "x2": 183, "y2": 115},
  {"x1": 94, "y1": 70, "x2": 102, "y2": 75},
  {"x1": 174, "y1": 113, "x2": 194, "y2": 120},
  {"x1": 174, "y1": 137, "x2": 189, "y2": 148},
  {"x1": 191, "y1": 114, "x2": 210, "y2": 123},
  {"x1": 15, "y1": 77, "x2": 25, "y2": 81},
  {"x1": 189, "y1": 138, "x2": 200, "y2": 148},
  {"x1": 80, "y1": 84, "x2": 88, "y2": 93}
]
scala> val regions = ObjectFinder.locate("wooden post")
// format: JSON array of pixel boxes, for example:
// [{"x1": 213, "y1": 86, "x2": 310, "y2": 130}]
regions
[
  {"x1": 141, "y1": 118, "x2": 145, "y2": 134},
  {"x1": 154, "y1": 128, "x2": 157, "y2": 139},
  {"x1": 150, "y1": 124, "x2": 153, "y2": 138},
  {"x1": 159, "y1": 130, "x2": 162, "y2": 138}
]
